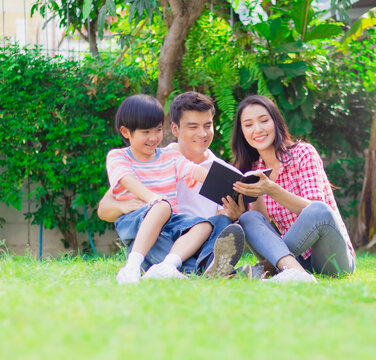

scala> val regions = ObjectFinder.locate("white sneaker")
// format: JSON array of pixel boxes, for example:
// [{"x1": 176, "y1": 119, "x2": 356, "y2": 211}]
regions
[
  {"x1": 116, "y1": 266, "x2": 141, "y2": 285},
  {"x1": 263, "y1": 268, "x2": 317, "y2": 283},
  {"x1": 143, "y1": 262, "x2": 188, "y2": 280}
]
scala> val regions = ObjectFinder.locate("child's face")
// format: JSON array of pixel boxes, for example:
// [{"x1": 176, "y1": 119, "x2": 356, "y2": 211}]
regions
[{"x1": 121, "y1": 124, "x2": 163, "y2": 162}]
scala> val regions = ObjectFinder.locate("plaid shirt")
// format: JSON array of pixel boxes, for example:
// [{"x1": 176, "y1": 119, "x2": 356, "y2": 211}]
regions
[{"x1": 255, "y1": 142, "x2": 355, "y2": 260}]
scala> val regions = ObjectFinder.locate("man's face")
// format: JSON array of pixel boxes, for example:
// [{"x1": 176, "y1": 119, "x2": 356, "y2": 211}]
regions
[{"x1": 171, "y1": 110, "x2": 214, "y2": 158}]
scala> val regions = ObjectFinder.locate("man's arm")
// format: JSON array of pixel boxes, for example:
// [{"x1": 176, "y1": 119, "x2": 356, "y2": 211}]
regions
[{"x1": 97, "y1": 189, "x2": 146, "y2": 222}]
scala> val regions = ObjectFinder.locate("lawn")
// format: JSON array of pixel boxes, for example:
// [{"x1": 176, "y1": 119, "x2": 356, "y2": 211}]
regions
[{"x1": 1, "y1": 248, "x2": 376, "y2": 360}]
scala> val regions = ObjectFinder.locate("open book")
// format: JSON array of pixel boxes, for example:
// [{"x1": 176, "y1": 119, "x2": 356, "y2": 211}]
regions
[{"x1": 199, "y1": 161, "x2": 272, "y2": 206}]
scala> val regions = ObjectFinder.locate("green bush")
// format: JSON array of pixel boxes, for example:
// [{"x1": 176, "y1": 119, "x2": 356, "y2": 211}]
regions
[
  {"x1": 310, "y1": 31, "x2": 376, "y2": 219},
  {"x1": 0, "y1": 44, "x2": 152, "y2": 252}
]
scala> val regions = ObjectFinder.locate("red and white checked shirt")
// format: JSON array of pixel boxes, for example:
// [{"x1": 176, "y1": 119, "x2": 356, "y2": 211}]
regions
[{"x1": 254, "y1": 142, "x2": 355, "y2": 260}]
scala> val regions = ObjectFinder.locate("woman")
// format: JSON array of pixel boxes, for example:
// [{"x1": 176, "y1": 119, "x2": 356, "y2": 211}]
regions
[{"x1": 231, "y1": 95, "x2": 355, "y2": 282}]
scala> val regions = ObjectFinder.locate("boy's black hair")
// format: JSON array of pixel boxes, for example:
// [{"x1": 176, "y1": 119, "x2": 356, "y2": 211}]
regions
[
  {"x1": 169, "y1": 91, "x2": 215, "y2": 127},
  {"x1": 115, "y1": 94, "x2": 164, "y2": 143}
]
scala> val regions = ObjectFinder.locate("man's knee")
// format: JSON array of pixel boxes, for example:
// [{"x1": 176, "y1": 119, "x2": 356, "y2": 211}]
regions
[
  {"x1": 239, "y1": 210, "x2": 266, "y2": 227},
  {"x1": 208, "y1": 214, "x2": 232, "y2": 227}
]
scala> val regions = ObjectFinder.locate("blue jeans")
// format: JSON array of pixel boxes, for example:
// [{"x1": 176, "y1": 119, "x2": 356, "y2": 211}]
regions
[
  {"x1": 119, "y1": 210, "x2": 232, "y2": 274},
  {"x1": 239, "y1": 201, "x2": 355, "y2": 276}
]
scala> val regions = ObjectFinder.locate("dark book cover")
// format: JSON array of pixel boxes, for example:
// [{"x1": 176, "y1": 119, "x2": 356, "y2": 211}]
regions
[{"x1": 199, "y1": 161, "x2": 272, "y2": 206}]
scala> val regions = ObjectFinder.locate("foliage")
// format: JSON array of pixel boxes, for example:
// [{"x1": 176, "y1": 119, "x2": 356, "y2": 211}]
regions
[
  {"x1": 179, "y1": 1, "x2": 345, "y2": 158},
  {"x1": 340, "y1": 6, "x2": 376, "y2": 47},
  {"x1": 0, "y1": 43, "x2": 151, "y2": 251},
  {"x1": 310, "y1": 31, "x2": 376, "y2": 219},
  {"x1": 180, "y1": 11, "x2": 241, "y2": 159},
  {"x1": 339, "y1": 9, "x2": 376, "y2": 246},
  {"x1": 238, "y1": 0, "x2": 343, "y2": 138},
  {"x1": 31, "y1": 0, "x2": 126, "y2": 57}
]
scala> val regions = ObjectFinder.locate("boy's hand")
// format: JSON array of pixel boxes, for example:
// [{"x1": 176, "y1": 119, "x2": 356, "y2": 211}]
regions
[{"x1": 147, "y1": 194, "x2": 166, "y2": 205}]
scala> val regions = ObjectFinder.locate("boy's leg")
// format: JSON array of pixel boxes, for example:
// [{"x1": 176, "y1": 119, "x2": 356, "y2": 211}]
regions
[
  {"x1": 143, "y1": 221, "x2": 213, "y2": 280},
  {"x1": 117, "y1": 200, "x2": 171, "y2": 284},
  {"x1": 131, "y1": 200, "x2": 172, "y2": 255},
  {"x1": 137, "y1": 232, "x2": 196, "y2": 273}
]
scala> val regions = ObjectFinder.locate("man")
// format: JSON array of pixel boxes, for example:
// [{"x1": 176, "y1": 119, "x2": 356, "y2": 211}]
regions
[{"x1": 98, "y1": 92, "x2": 246, "y2": 281}]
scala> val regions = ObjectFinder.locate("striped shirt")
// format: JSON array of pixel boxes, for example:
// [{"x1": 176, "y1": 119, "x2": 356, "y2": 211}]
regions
[
  {"x1": 255, "y1": 142, "x2": 355, "y2": 260},
  {"x1": 106, "y1": 147, "x2": 198, "y2": 213}
]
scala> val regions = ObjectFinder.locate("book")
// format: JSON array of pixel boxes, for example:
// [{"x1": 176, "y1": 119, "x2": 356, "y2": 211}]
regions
[{"x1": 199, "y1": 161, "x2": 272, "y2": 206}]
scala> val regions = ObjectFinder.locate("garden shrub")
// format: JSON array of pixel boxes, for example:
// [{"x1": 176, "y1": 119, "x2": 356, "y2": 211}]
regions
[
  {"x1": 0, "y1": 44, "x2": 153, "y2": 252},
  {"x1": 310, "y1": 31, "x2": 376, "y2": 220}
]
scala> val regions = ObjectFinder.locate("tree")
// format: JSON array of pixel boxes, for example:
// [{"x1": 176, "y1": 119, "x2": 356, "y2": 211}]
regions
[
  {"x1": 340, "y1": 7, "x2": 376, "y2": 249},
  {"x1": 155, "y1": 0, "x2": 206, "y2": 108},
  {"x1": 31, "y1": 0, "x2": 122, "y2": 58}
]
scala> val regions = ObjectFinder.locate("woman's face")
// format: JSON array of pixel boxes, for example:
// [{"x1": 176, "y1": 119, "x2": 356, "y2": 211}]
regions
[{"x1": 240, "y1": 104, "x2": 276, "y2": 153}]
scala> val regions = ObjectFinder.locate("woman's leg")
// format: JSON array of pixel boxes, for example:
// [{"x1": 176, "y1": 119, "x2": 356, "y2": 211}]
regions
[
  {"x1": 282, "y1": 201, "x2": 355, "y2": 275},
  {"x1": 239, "y1": 210, "x2": 294, "y2": 267},
  {"x1": 239, "y1": 210, "x2": 313, "y2": 279}
]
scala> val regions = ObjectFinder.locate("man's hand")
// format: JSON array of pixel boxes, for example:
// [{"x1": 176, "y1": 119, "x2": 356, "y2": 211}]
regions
[
  {"x1": 98, "y1": 189, "x2": 146, "y2": 223},
  {"x1": 119, "y1": 198, "x2": 146, "y2": 213},
  {"x1": 221, "y1": 194, "x2": 246, "y2": 221}
]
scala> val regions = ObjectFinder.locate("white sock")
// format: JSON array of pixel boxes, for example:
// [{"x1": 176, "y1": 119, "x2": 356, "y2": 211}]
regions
[
  {"x1": 163, "y1": 253, "x2": 182, "y2": 268},
  {"x1": 126, "y1": 252, "x2": 144, "y2": 269}
]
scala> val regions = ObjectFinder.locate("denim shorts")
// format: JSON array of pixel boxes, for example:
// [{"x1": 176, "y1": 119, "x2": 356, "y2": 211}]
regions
[{"x1": 114, "y1": 202, "x2": 213, "y2": 247}]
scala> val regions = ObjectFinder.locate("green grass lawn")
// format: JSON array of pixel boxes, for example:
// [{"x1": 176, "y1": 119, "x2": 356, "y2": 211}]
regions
[{"x1": 1, "y1": 249, "x2": 376, "y2": 360}]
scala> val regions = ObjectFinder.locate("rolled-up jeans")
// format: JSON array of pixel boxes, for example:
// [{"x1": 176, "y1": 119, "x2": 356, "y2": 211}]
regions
[
  {"x1": 125, "y1": 214, "x2": 232, "y2": 274},
  {"x1": 239, "y1": 201, "x2": 355, "y2": 275}
]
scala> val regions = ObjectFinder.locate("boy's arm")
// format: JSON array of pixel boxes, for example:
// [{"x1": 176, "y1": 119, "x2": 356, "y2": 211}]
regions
[
  {"x1": 120, "y1": 174, "x2": 162, "y2": 203},
  {"x1": 193, "y1": 166, "x2": 209, "y2": 183},
  {"x1": 97, "y1": 189, "x2": 146, "y2": 223}
]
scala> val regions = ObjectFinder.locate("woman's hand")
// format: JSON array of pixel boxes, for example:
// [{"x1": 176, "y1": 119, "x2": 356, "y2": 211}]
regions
[
  {"x1": 221, "y1": 194, "x2": 246, "y2": 221},
  {"x1": 233, "y1": 170, "x2": 273, "y2": 198},
  {"x1": 234, "y1": 170, "x2": 311, "y2": 216}
]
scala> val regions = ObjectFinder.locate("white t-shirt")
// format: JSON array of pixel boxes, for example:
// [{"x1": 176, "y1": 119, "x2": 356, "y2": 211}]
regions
[{"x1": 167, "y1": 145, "x2": 234, "y2": 218}]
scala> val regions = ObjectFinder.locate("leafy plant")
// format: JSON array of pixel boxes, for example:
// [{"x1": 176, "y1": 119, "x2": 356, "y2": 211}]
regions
[{"x1": 0, "y1": 43, "x2": 150, "y2": 252}]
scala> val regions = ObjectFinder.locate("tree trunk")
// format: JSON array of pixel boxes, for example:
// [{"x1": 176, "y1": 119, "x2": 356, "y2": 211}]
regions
[
  {"x1": 353, "y1": 108, "x2": 376, "y2": 249},
  {"x1": 88, "y1": 18, "x2": 101, "y2": 58},
  {"x1": 157, "y1": 0, "x2": 206, "y2": 143},
  {"x1": 59, "y1": 224, "x2": 79, "y2": 255},
  {"x1": 58, "y1": 194, "x2": 79, "y2": 255}
]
